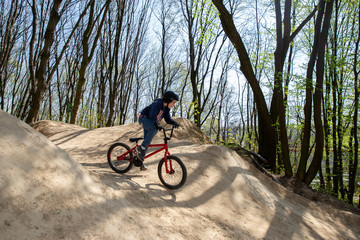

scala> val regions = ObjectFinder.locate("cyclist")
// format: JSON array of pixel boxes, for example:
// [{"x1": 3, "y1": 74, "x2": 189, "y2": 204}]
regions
[{"x1": 136, "y1": 91, "x2": 180, "y2": 171}]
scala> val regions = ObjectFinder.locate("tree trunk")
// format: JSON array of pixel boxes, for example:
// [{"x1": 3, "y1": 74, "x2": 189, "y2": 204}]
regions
[
  {"x1": 70, "y1": 0, "x2": 110, "y2": 124},
  {"x1": 304, "y1": 0, "x2": 334, "y2": 185},
  {"x1": 106, "y1": 0, "x2": 125, "y2": 127},
  {"x1": 212, "y1": 0, "x2": 277, "y2": 168},
  {"x1": 26, "y1": 0, "x2": 63, "y2": 124},
  {"x1": 272, "y1": 0, "x2": 292, "y2": 175},
  {"x1": 323, "y1": 66, "x2": 332, "y2": 191},
  {"x1": 348, "y1": 5, "x2": 360, "y2": 204},
  {"x1": 297, "y1": 0, "x2": 326, "y2": 181}
]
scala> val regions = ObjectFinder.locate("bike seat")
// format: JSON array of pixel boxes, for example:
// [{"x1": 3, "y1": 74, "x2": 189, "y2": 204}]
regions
[{"x1": 129, "y1": 137, "x2": 143, "y2": 142}]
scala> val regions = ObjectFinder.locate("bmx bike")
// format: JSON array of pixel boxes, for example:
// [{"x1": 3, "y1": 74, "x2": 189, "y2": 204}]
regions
[{"x1": 107, "y1": 125, "x2": 187, "y2": 189}]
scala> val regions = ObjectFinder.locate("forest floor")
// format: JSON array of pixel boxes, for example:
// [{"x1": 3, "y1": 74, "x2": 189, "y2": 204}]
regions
[{"x1": 1, "y1": 109, "x2": 359, "y2": 239}]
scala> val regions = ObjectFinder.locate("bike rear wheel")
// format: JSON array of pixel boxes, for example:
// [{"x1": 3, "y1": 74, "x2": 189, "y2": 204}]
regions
[
  {"x1": 158, "y1": 155, "x2": 187, "y2": 189},
  {"x1": 107, "y1": 142, "x2": 133, "y2": 173}
]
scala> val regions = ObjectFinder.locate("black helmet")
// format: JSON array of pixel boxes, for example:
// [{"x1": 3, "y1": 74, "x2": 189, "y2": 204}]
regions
[{"x1": 162, "y1": 91, "x2": 179, "y2": 103}]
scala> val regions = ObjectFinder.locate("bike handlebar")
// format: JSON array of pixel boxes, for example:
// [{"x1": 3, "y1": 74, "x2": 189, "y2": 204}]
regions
[{"x1": 162, "y1": 125, "x2": 175, "y2": 141}]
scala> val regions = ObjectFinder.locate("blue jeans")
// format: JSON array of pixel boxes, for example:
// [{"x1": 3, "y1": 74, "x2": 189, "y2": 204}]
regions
[{"x1": 138, "y1": 115, "x2": 158, "y2": 150}]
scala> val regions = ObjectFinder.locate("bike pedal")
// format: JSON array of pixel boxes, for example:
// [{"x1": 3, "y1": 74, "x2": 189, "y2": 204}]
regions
[{"x1": 133, "y1": 157, "x2": 142, "y2": 167}]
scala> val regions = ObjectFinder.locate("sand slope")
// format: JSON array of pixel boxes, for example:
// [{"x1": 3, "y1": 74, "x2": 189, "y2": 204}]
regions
[{"x1": 1, "y1": 109, "x2": 359, "y2": 239}]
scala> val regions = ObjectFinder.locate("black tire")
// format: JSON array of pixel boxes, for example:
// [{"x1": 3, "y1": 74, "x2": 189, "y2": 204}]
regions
[
  {"x1": 157, "y1": 155, "x2": 187, "y2": 189},
  {"x1": 107, "y1": 142, "x2": 133, "y2": 173}
]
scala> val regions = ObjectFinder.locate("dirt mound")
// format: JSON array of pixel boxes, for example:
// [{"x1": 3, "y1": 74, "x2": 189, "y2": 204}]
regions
[
  {"x1": 0, "y1": 110, "x2": 117, "y2": 239},
  {"x1": 1, "y1": 110, "x2": 360, "y2": 239},
  {"x1": 168, "y1": 118, "x2": 211, "y2": 144},
  {"x1": 32, "y1": 117, "x2": 211, "y2": 145},
  {"x1": 31, "y1": 120, "x2": 86, "y2": 137}
]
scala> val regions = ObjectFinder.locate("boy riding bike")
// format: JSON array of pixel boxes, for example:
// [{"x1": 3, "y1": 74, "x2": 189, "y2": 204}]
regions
[{"x1": 137, "y1": 91, "x2": 180, "y2": 171}]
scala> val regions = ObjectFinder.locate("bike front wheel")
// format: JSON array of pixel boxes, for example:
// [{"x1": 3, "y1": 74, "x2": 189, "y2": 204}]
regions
[
  {"x1": 107, "y1": 142, "x2": 133, "y2": 173},
  {"x1": 158, "y1": 155, "x2": 187, "y2": 189}
]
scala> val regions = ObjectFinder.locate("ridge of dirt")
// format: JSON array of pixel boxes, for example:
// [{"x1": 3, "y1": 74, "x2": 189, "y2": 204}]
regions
[
  {"x1": 277, "y1": 176, "x2": 360, "y2": 215},
  {"x1": 232, "y1": 146, "x2": 360, "y2": 216}
]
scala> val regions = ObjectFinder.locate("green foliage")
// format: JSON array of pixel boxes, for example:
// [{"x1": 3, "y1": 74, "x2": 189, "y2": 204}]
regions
[{"x1": 193, "y1": 0, "x2": 219, "y2": 45}]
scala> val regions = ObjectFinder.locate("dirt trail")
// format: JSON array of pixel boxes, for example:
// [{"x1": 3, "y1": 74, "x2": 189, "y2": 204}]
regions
[{"x1": 1, "y1": 109, "x2": 359, "y2": 239}]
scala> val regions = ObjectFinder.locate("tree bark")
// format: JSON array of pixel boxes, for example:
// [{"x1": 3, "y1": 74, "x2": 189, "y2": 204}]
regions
[
  {"x1": 348, "y1": 5, "x2": 360, "y2": 204},
  {"x1": 304, "y1": 0, "x2": 334, "y2": 185},
  {"x1": 26, "y1": 0, "x2": 63, "y2": 124},
  {"x1": 323, "y1": 65, "x2": 332, "y2": 190},
  {"x1": 212, "y1": 0, "x2": 277, "y2": 168},
  {"x1": 297, "y1": 0, "x2": 326, "y2": 181},
  {"x1": 70, "y1": 0, "x2": 110, "y2": 124},
  {"x1": 272, "y1": 0, "x2": 292, "y2": 175},
  {"x1": 272, "y1": 0, "x2": 318, "y2": 175},
  {"x1": 106, "y1": 0, "x2": 125, "y2": 127}
]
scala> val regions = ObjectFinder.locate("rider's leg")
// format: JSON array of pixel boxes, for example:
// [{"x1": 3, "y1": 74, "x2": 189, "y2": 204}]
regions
[
  {"x1": 138, "y1": 115, "x2": 158, "y2": 150},
  {"x1": 137, "y1": 116, "x2": 158, "y2": 170}
]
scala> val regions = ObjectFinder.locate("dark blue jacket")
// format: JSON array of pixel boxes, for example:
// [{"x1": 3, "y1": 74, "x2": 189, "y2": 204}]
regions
[{"x1": 140, "y1": 99, "x2": 176, "y2": 125}]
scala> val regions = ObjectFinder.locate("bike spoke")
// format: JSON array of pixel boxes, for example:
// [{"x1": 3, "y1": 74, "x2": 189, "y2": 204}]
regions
[
  {"x1": 160, "y1": 160, "x2": 184, "y2": 187},
  {"x1": 107, "y1": 143, "x2": 133, "y2": 173}
]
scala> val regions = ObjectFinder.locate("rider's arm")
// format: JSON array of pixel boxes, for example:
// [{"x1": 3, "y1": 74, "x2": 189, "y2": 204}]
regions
[{"x1": 164, "y1": 108, "x2": 177, "y2": 125}]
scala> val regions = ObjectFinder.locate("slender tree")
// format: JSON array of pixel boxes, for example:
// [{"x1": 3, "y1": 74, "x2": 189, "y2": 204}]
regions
[
  {"x1": 212, "y1": 0, "x2": 277, "y2": 169},
  {"x1": 26, "y1": 0, "x2": 63, "y2": 124},
  {"x1": 70, "y1": 0, "x2": 110, "y2": 124},
  {"x1": 297, "y1": 0, "x2": 326, "y2": 181},
  {"x1": 105, "y1": 0, "x2": 125, "y2": 127},
  {"x1": 303, "y1": 0, "x2": 334, "y2": 185},
  {"x1": 272, "y1": 0, "x2": 317, "y2": 176},
  {"x1": 348, "y1": 3, "x2": 360, "y2": 204},
  {"x1": 0, "y1": 0, "x2": 23, "y2": 110},
  {"x1": 181, "y1": 0, "x2": 229, "y2": 128}
]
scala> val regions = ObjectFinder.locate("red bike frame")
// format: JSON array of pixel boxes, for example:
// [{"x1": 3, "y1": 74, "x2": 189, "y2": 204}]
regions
[
  {"x1": 142, "y1": 143, "x2": 173, "y2": 173},
  {"x1": 117, "y1": 128, "x2": 175, "y2": 173}
]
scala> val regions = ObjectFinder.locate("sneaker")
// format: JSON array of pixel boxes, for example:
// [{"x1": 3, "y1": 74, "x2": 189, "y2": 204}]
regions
[
  {"x1": 136, "y1": 146, "x2": 146, "y2": 162},
  {"x1": 140, "y1": 162, "x2": 148, "y2": 171}
]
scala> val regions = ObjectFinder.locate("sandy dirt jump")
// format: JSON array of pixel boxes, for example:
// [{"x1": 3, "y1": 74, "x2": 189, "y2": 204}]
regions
[{"x1": 1, "y1": 109, "x2": 359, "y2": 239}]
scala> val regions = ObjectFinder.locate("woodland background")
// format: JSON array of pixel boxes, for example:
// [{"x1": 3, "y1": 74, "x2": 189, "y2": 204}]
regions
[{"x1": 0, "y1": 0, "x2": 359, "y2": 206}]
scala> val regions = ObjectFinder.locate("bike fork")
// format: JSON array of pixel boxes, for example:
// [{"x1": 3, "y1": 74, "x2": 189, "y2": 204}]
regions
[{"x1": 164, "y1": 152, "x2": 173, "y2": 173}]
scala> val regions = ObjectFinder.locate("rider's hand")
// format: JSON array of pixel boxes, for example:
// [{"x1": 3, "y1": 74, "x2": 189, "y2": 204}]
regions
[
  {"x1": 154, "y1": 122, "x2": 163, "y2": 131},
  {"x1": 173, "y1": 122, "x2": 180, "y2": 128}
]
